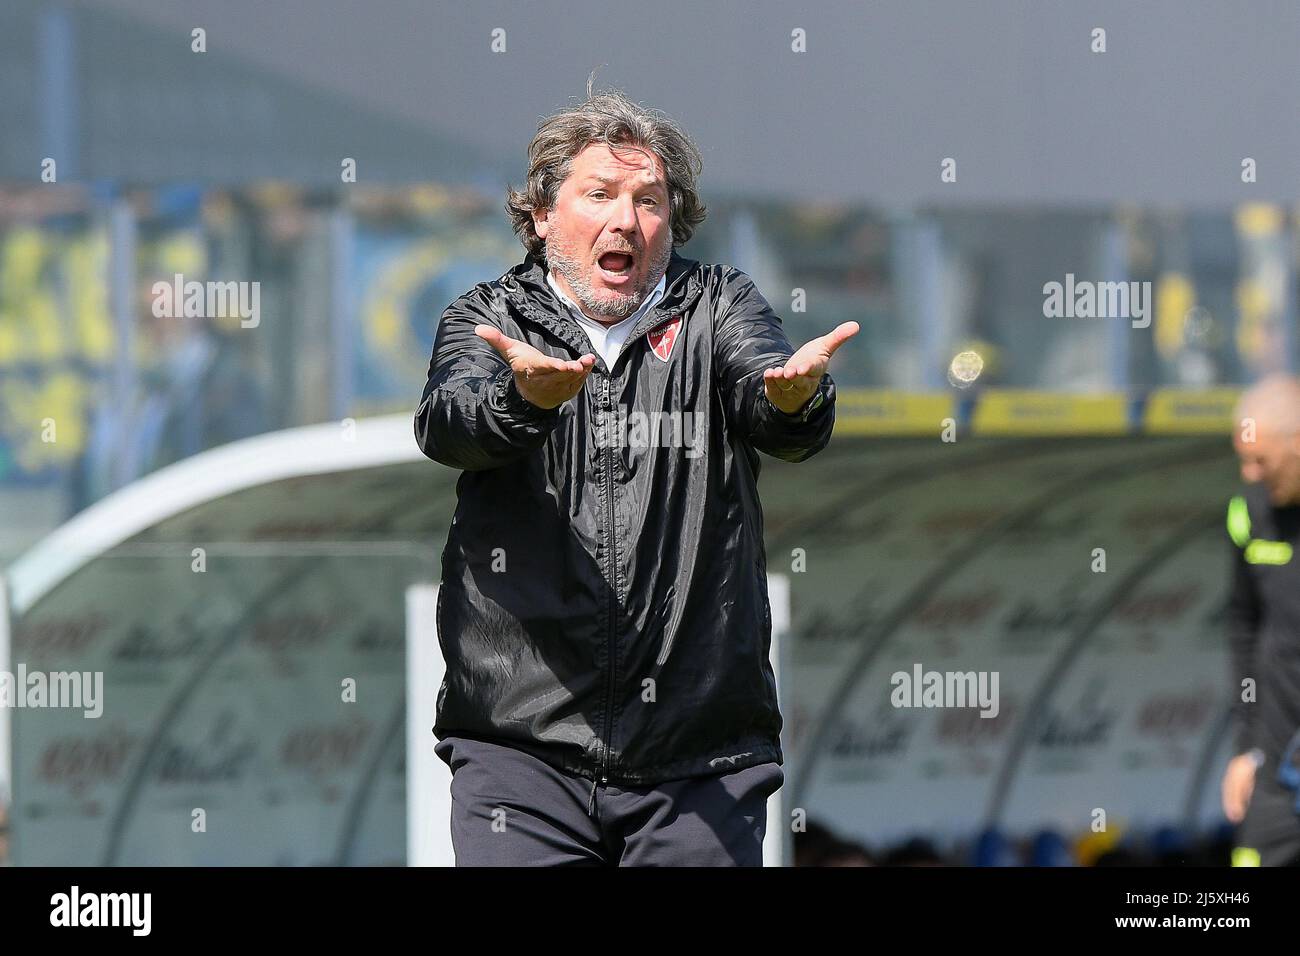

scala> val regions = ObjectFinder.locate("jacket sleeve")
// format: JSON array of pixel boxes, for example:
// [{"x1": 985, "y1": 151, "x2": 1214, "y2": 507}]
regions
[
  {"x1": 1226, "y1": 526, "x2": 1262, "y2": 755},
  {"x1": 713, "y1": 268, "x2": 836, "y2": 463},
  {"x1": 414, "y1": 286, "x2": 561, "y2": 471}
]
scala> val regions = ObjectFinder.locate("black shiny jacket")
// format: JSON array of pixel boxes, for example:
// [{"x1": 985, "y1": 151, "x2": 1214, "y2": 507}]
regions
[{"x1": 414, "y1": 248, "x2": 837, "y2": 784}]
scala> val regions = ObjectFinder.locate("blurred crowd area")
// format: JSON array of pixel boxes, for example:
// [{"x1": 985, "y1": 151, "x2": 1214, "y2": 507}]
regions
[
  {"x1": 796, "y1": 818, "x2": 1241, "y2": 867},
  {"x1": 1, "y1": 183, "x2": 1298, "y2": 562}
]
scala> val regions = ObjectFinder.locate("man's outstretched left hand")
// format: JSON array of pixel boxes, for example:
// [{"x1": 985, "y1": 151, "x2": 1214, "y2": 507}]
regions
[{"x1": 762, "y1": 321, "x2": 859, "y2": 414}]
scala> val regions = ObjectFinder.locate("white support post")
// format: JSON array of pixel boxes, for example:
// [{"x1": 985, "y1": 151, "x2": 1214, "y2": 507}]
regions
[
  {"x1": 406, "y1": 583, "x2": 454, "y2": 866},
  {"x1": 764, "y1": 572, "x2": 792, "y2": 867}
]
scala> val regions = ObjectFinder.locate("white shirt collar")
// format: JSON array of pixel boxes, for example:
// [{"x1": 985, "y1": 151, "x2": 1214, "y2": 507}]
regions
[{"x1": 547, "y1": 269, "x2": 667, "y2": 328}]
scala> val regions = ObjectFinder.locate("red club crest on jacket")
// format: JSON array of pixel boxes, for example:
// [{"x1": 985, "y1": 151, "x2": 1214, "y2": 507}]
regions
[{"x1": 647, "y1": 315, "x2": 682, "y2": 363}]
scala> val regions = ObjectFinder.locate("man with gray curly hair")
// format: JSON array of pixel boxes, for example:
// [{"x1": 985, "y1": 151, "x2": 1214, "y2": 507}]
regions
[{"x1": 416, "y1": 78, "x2": 857, "y2": 866}]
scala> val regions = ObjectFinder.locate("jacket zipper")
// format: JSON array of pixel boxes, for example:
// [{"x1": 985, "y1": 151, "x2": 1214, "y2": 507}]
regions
[{"x1": 591, "y1": 370, "x2": 616, "y2": 815}]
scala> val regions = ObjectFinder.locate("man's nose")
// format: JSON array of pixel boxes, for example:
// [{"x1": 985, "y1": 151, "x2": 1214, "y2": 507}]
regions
[
  {"x1": 1241, "y1": 461, "x2": 1263, "y2": 484},
  {"x1": 606, "y1": 193, "x2": 639, "y2": 233}
]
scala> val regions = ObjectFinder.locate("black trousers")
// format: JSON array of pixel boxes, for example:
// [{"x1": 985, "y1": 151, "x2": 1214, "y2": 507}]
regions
[{"x1": 435, "y1": 734, "x2": 783, "y2": 866}]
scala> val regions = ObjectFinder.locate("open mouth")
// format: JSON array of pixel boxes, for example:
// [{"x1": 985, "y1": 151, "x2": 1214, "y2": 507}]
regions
[{"x1": 597, "y1": 250, "x2": 636, "y2": 280}]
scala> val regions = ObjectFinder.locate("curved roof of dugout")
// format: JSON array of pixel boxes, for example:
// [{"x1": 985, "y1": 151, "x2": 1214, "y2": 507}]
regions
[{"x1": 8, "y1": 415, "x2": 434, "y2": 617}]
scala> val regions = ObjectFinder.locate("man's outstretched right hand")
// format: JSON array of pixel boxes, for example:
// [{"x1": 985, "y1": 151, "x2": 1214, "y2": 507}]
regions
[{"x1": 475, "y1": 325, "x2": 596, "y2": 410}]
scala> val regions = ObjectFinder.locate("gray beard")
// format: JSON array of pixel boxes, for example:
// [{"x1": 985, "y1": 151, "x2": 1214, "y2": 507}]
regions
[{"x1": 545, "y1": 235, "x2": 672, "y2": 320}]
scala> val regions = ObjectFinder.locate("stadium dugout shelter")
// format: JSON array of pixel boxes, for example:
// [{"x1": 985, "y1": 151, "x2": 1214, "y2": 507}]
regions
[{"x1": 0, "y1": 388, "x2": 1250, "y2": 865}]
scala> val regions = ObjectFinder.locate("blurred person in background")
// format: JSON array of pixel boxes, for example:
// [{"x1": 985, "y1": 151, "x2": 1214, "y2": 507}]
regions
[
  {"x1": 794, "y1": 819, "x2": 875, "y2": 866},
  {"x1": 1221, "y1": 375, "x2": 1300, "y2": 866},
  {"x1": 414, "y1": 78, "x2": 857, "y2": 866},
  {"x1": 880, "y1": 837, "x2": 945, "y2": 866}
]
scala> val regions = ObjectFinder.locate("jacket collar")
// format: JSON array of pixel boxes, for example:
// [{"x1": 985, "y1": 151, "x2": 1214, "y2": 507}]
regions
[{"x1": 500, "y1": 248, "x2": 704, "y2": 364}]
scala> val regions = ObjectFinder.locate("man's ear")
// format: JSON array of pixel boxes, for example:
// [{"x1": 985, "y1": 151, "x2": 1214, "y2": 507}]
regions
[{"x1": 532, "y1": 207, "x2": 550, "y2": 240}]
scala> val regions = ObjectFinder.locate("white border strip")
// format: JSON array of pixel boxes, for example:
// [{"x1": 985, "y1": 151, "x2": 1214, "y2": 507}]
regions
[
  {"x1": 0, "y1": 574, "x2": 11, "y2": 809},
  {"x1": 765, "y1": 571, "x2": 791, "y2": 868}
]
